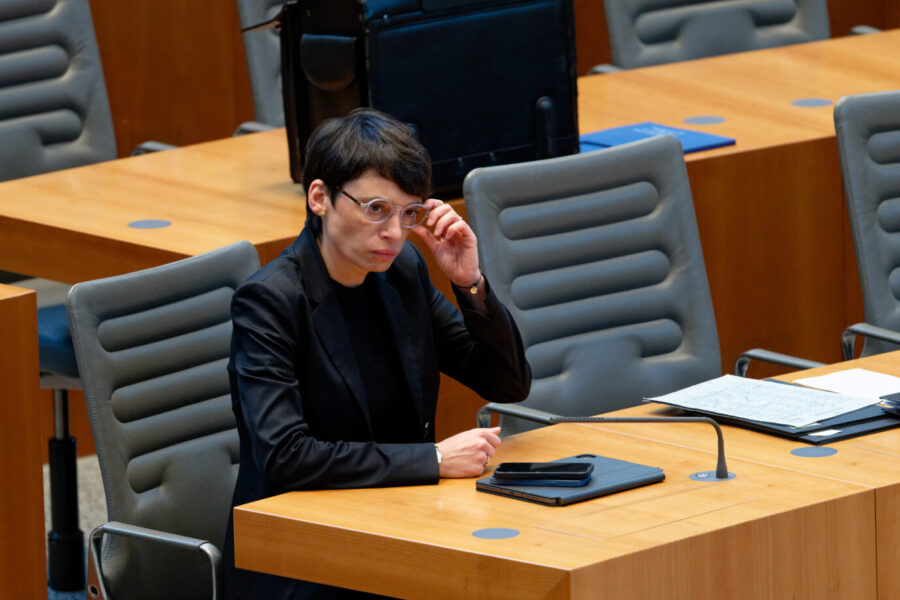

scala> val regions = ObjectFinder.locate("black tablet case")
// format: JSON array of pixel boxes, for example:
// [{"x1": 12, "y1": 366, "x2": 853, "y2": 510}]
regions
[{"x1": 476, "y1": 454, "x2": 665, "y2": 506}]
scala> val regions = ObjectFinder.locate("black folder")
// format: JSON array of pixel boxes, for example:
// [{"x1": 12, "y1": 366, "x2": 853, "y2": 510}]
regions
[{"x1": 476, "y1": 454, "x2": 664, "y2": 506}]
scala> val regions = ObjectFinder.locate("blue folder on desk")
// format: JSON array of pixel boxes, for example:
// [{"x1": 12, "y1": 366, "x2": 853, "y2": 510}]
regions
[{"x1": 580, "y1": 122, "x2": 735, "y2": 154}]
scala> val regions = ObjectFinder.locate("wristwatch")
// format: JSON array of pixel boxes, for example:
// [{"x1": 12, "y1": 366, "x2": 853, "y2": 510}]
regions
[
  {"x1": 434, "y1": 444, "x2": 442, "y2": 465},
  {"x1": 454, "y1": 273, "x2": 482, "y2": 295}
]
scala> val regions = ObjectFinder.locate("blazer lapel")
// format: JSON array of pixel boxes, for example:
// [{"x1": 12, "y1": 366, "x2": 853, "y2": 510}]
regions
[{"x1": 295, "y1": 231, "x2": 373, "y2": 434}]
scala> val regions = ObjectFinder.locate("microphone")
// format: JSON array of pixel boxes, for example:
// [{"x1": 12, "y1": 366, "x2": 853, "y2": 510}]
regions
[
  {"x1": 477, "y1": 403, "x2": 734, "y2": 480},
  {"x1": 548, "y1": 415, "x2": 733, "y2": 480}
]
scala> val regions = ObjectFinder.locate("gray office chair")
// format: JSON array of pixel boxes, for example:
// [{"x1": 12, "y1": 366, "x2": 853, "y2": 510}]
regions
[
  {"x1": 594, "y1": 0, "x2": 830, "y2": 72},
  {"x1": 67, "y1": 241, "x2": 260, "y2": 600},
  {"x1": 465, "y1": 135, "x2": 820, "y2": 433},
  {"x1": 834, "y1": 91, "x2": 900, "y2": 360},
  {"x1": 235, "y1": 0, "x2": 287, "y2": 133},
  {"x1": 0, "y1": 0, "x2": 117, "y2": 177}
]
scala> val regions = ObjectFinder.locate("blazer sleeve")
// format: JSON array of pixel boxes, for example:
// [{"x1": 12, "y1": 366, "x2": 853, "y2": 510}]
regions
[
  {"x1": 230, "y1": 278, "x2": 439, "y2": 492},
  {"x1": 417, "y1": 252, "x2": 532, "y2": 405}
]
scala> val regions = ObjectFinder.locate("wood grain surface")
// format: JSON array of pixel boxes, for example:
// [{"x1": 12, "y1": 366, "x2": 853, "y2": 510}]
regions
[
  {"x1": 0, "y1": 285, "x2": 46, "y2": 598},
  {"x1": 235, "y1": 421, "x2": 876, "y2": 599}
]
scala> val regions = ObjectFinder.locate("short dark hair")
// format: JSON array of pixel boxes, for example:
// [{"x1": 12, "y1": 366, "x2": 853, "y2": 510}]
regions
[{"x1": 302, "y1": 108, "x2": 432, "y2": 233}]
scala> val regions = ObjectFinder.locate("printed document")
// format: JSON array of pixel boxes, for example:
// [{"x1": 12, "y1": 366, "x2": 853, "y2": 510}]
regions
[
  {"x1": 794, "y1": 368, "x2": 900, "y2": 399},
  {"x1": 646, "y1": 374, "x2": 877, "y2": 428}
]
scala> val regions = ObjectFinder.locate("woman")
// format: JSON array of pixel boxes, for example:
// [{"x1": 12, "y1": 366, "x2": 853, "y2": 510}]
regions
[{"x1": 224, "y1": 108, "x2": 531, "y2": 599}]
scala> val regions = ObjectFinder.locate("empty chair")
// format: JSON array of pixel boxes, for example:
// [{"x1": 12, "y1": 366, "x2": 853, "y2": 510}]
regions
[
  {"x1": 600, "y1": 0, "x2": 830, "y2": 70},
  {"x1": 235, "y1": 0, "x2": 287, "y2": 130},
  {"x1": 67, "y1": 241, "x2": 260, "y2": 599},
  {"x1": 0, "y1": 0, "x2": 116, "y2": 178},
  {"x1": 834, "y1": 90, "x2": 900, "y2": 359},
  {"x1": 464, "y1": 135, "x2": 820, "y2": 433}
]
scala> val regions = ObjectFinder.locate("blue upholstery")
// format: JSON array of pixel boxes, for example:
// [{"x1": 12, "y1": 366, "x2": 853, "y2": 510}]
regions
[{"x1": 37, "y1": 304, "x2": 78, "y2": 378}]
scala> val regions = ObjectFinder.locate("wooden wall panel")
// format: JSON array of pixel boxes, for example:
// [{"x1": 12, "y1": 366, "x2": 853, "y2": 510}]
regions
[
  {"x1": 90, "y1": 0, "x2": 256, "y2": 157},
  {"x1": 573, "y1": 0, "x2": 611, "y2": 75},
  {"x1": 886, "y1": 3, "x2": 900, "y2": 27}
]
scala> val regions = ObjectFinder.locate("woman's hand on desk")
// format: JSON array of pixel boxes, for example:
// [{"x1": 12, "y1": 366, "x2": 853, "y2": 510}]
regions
[{"x1": 436, "y1": 427, "x2": 501, "y2": 478}]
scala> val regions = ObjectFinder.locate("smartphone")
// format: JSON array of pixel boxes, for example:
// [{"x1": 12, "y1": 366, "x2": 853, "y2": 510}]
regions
[{"x1": 492, "y1": 461, "x2": 594, "y2": 481}]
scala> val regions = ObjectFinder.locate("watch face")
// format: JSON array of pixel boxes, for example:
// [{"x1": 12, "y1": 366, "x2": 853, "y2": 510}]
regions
[{"x1": 434, "y1": 445, "x2": 442, "y2": 464}]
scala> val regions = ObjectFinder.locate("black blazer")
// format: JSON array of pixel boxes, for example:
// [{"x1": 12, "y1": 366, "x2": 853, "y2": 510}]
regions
[{"x1": 224, "y1": 229, "x2": 530, "y2": 599}]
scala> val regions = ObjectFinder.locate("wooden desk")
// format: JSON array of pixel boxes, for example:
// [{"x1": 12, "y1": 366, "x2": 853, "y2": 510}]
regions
[
  {"x1": 0, "y1": 285, "x2": 45, "y2": 598},
  {"x1": 235, "y1": 420, "x2": 877, "y2": 599},
  {"x1": 607, "y1": 350, "x2": 900, "y2": 598},
  {"x1": 579, "y1": 29, "x2": 900, "y2": 372},
  {"x1": 0, "y1": 129, "x2": 303, "y2": 283}
]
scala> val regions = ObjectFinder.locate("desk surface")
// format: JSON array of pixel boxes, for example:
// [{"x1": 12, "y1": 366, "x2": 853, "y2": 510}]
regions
[
  {"x1": 608, "y1": 350, "x2": 900, "y2": 599},
  {"x1": 579, "y1": 29, "x2": 900, "y2": 153},
  {"x1": 0, "y1": 129, "x2": 304, "y2": 283},
  {"x1": 235, "y1": 420, "x2": 876, "y2": 599}
]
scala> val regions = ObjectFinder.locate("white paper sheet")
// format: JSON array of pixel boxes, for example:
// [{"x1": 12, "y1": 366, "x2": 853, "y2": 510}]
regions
[
  {"x1": 646, "y1": 374, "x2": 877, "y2": 428},
  {"x1": 793, "y1": 368, "x2": 900, "y2": 399}
]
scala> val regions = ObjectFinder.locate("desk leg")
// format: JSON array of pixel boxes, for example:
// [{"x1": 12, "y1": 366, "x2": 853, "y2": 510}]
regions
[{"x1": 0, "y1": 285, "x2": 47, "y2": 598}]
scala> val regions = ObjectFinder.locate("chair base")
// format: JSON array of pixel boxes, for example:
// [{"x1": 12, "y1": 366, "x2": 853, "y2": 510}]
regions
[
  {"x1": 48, "y1": 529, "x2": 84, "y2": 591},
  {"x1": 47, "y1": 435, "x2": 84, "y2": 591}
]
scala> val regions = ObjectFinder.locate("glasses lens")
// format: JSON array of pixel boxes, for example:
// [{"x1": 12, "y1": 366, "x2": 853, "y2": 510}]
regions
[
  {"x1": 401, "y1": 205, "x2": 428, "y2": 228},
  {"x1": 364, "y1": 199, "x2": 393, "y2": 222}
]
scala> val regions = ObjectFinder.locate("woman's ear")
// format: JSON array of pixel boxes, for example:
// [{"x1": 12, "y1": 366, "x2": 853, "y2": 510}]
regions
[{"x1": 307, "y1": 179, "x2": 330, "y2": 217}]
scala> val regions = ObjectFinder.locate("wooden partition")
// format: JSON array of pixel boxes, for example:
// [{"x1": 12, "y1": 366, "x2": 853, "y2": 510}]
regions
[{"x1": 0, "y1": 286, "x2": 46, "y2": 598}]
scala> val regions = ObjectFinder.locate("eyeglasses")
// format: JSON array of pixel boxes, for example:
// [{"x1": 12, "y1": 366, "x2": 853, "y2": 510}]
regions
[{"x1": 335, "y1": 188, "x2": 429, "y2": 229}]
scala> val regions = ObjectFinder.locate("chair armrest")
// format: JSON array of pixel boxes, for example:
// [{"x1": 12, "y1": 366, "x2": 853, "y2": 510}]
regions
[
  {"x1": 131, "y1": 141, "x2": 178, "y2": 156},
  {"x1": 87, "y1": 520, "x2": 221, "y2": 600},
  {"x1": 233, "y1": 121, "x2": 278, "y2": 136},
  {"x1": 841, "y1": 322, "x2": 900, "y2": 360},
  {"x1": 733, "y1": 348, "x2": 825, "y2": 377},
  {"x1": 476, "y1": 402, "x2": 561, "y2": 428},
  {"x1": 587, "y1": 63, "x2": 623, "y2": 75},
  {"x1": 849, "y1": 25, "x2": 882, "y2": 35}
]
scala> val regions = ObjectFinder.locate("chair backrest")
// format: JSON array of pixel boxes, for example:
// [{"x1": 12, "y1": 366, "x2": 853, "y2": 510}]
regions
[
  {"x1": 602, "y1": 0, "x2": 830, "y2": 69},
  {"x1": 835, "y1": 91, "x2": 900, "y2": 357},
  {"x1": 0, "y1": 0, "x2": 116, "y2": 181},
  {"x1": 464, "y1": 135, "x2": 721, "y2": 434},
  {"x1": 67, "y1": 241, "x2": 260, "y2": 599},
  {"x1": 235, "y1": 0, "x2": 287, "y2": 126}
]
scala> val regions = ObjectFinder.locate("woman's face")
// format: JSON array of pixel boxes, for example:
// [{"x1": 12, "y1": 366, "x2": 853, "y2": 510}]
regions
[{"x1": 312, "y1": 171, "x2": 422, "y2": 286}]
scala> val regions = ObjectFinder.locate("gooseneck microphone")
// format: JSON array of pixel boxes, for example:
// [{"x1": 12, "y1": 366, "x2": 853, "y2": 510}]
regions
[
  {"x1": 476, "y1": 403, "x2": 734, "y2": 480},
  {"x1": 548, "y1": 415, "x2": 732, "y2": 480}
]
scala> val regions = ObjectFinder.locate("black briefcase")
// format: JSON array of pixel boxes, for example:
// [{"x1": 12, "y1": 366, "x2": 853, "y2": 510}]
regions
[{"x1": 275, "y1": 0, "x2": 578, "y2": 195}]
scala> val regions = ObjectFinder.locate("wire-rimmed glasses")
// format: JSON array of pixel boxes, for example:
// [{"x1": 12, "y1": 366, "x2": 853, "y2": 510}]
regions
[{"x1": 336, "y1": 187, "x2": 429, "y2": 229}]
